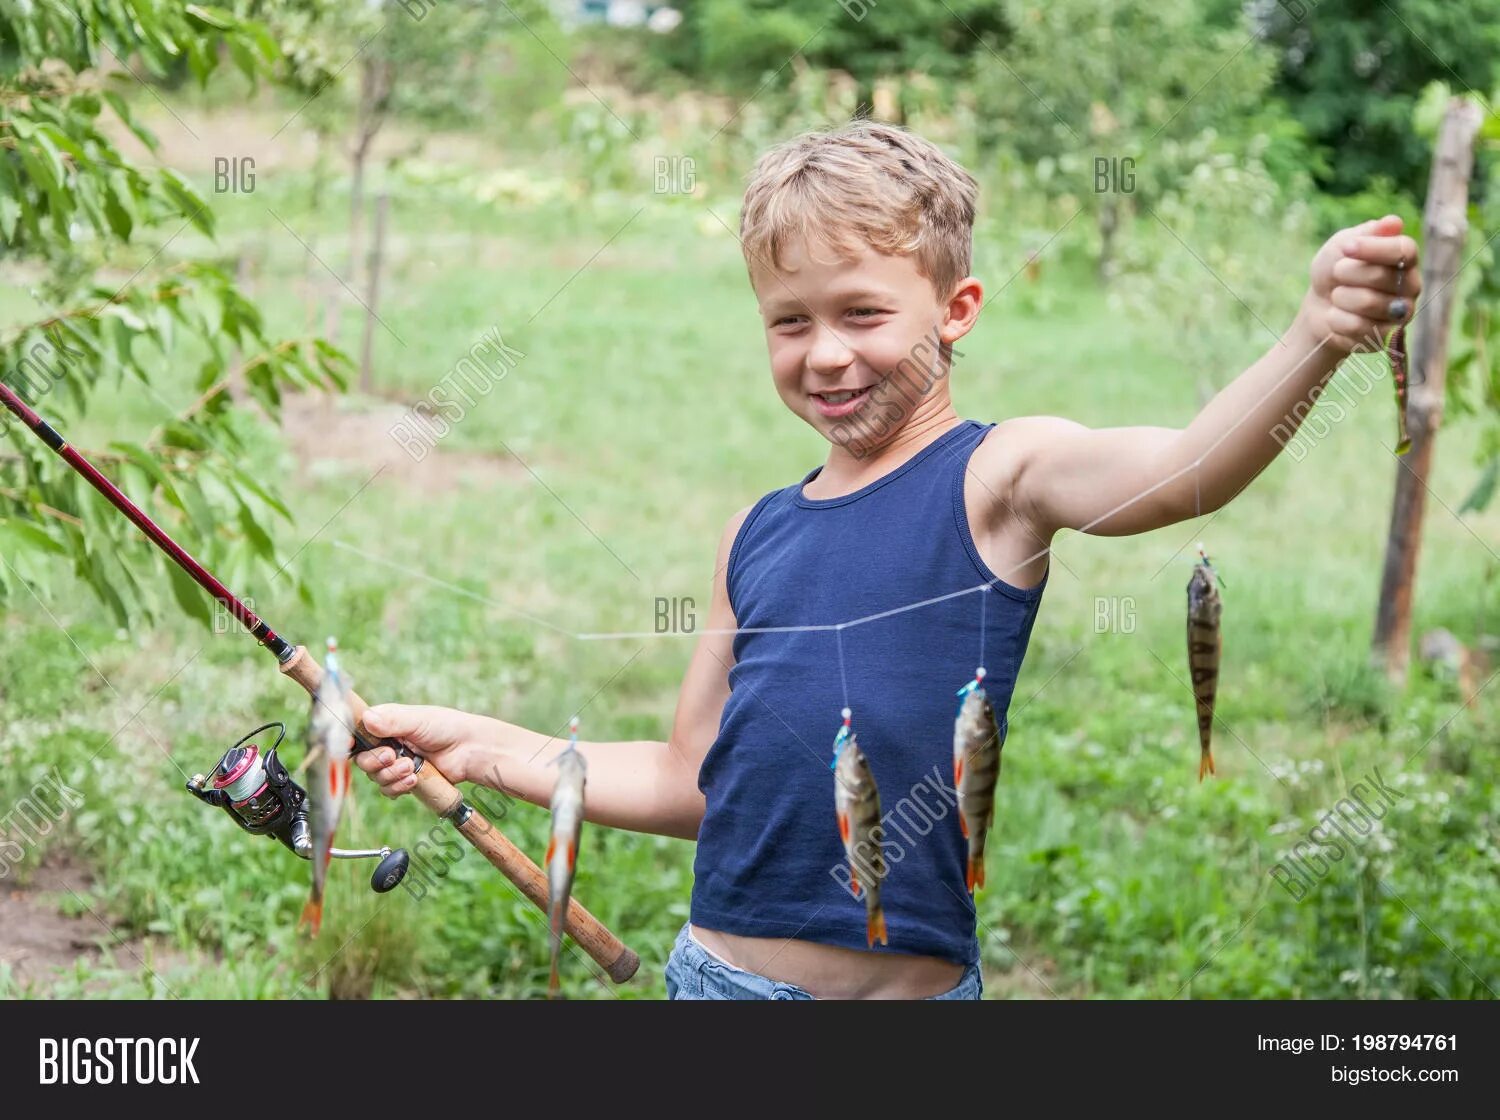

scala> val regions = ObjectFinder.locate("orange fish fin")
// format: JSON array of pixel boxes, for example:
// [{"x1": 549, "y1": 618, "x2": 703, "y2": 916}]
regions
[
  {"x1": 958, "y1": 812, "x2": 968, "y2": 838},
  {"x1": 300, "y1": 898, "x2": 323, "y2": 937},
  {"x1": 849, "y1": 867, "x2": 860, "y2": 895},
  {"x1": 1199, "y1": 748, "x2": 1216, "y2": 781},
  {"x1": 973, "y1": 858, "x2": 986, "y2": 890},
  {"x1": 546, "y1": 837, "x2": 555, "y2": 865},
  {"x1": 867, "y1": 909, "x2": 888, "y2": 947},
  {"x1": 837, "y1": 812, "x2": 850, "y2": 845},
  {"x1": 954, "y1": 757, "x2": 963, "y2": 787},
  {"x1": 567, "y1": 841, "x2": 577, "y2": 871},
  {"x1": 548, "y1": 958, "x2": 561, "y2": 1000}
]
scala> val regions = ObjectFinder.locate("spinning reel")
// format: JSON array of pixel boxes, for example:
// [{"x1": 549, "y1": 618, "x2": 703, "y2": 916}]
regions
[{"x1": 187, "y1": 722, "x2": 410, "y2": 892}]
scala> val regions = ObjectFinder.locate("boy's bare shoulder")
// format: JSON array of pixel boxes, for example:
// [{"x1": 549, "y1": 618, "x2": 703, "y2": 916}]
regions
[{"x1": 971, "y1": 415, "x2": 1083, "y2": 494}]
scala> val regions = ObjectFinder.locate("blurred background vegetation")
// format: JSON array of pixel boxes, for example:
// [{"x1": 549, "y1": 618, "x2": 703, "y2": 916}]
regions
[{"x1": 0, "y1": 0, "x2": 1496, "y2": 998}]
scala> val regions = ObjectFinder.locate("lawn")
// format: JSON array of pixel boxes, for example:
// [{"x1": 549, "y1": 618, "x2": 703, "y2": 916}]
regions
[{"x1": 1, "y1": 106, "x2": 1496, "y2": 999}]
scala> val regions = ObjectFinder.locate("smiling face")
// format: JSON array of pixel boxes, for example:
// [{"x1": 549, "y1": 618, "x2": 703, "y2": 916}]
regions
[{"x1": 752, "y1": 235, "x2": 982, "y2": 456}]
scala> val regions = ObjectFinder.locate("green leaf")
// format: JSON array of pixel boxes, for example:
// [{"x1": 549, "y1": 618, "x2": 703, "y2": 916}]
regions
[
  {"x1": 103, "y1": 176, "x2": 135, "y2": 240},
  {"x1": 0, "y1": 156, "x2": 21, "y2": 242},
  {"x1": 1458, "y1": 457, "x2": 1499, "y2": 516},
  {"x1": 109, "y1": 441, "x2": 183, "y2": 510},
  {"x1": 0, "y1": 517, "x2": 68, "y2": 556},
  {"x1": 102, "y1": 90, "x2": 160, "y2": 153},
  {"x1": 236, "y1": 499, "x2": 276, "y2": 561},
  {"x1": 167, "y1": 555, "x2": 213, "y2": 624},
  {"x1": 184, "y1": 5, "x2": 238, "y2": 31},
  {"x1": 159, "y1": 170, "x2": 213, "y2": 236}
]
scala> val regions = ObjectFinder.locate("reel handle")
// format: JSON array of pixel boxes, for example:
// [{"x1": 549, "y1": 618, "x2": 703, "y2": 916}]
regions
[{"x1": 278, "y1": 645, "x2": 640, "y2": 984}]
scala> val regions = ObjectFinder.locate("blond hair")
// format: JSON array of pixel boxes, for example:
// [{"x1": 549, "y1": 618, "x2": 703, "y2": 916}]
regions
[{"x1": 739, "y1": 119, "x2": 978, "y2": 302}]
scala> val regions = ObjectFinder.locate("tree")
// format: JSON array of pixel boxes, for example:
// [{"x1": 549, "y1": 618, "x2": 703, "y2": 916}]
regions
[
  {"x1": 261, "y1": 0, "x2": 561, "y2": 382},
  {"x1": 1254, "y1": 0, "x2": 1500, "y2": 201},
  {"x1": 0, "y1": 2, "x2": 348, "y2": 625},
  {"x1": 980, "y1": 0, "x2": 1300, "y2": 281},
  {"x1": 648, "y1": 0, "x2": 1011, "y2": 102}
]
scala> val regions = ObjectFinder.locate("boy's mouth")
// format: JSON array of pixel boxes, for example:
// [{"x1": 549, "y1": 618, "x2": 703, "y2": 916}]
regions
[{"x1": 810, "y1": 384, "x2": 874, "y2": 418}]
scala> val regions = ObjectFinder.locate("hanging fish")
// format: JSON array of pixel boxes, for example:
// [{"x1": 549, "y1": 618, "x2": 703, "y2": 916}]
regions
[
  {"x1": 1390, "y1": 260, "x2": 1412, "y2": 456},
  {"x1": 832, "y1": 710, "x2": 888, "y2": 947},
  {"x1": 953, "y1": 670, "x2": 1002, "y2": 893},
  {"x1": 545, "y1": 717, "x2": 587, "y2": 999},
  {"x1": 1186, "y1": 546, "x2": 1222, "y2": 782},
  {"x1": 301, "y1": 637, "x2": 355, "y2": 936}
]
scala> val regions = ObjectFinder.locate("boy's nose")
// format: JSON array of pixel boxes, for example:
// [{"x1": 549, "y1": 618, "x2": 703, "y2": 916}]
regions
[{"x1": 806, "y1": 323, "x2": 855, "y2": 375}]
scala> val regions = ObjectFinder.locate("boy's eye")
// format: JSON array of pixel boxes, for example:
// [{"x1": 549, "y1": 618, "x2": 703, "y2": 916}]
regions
[
  {"x1": 771, "y1": 316, "x2": 806, "y2": 328},
  {"x1": 849, "y1": 308, "x2": 885, "y2": 319}
]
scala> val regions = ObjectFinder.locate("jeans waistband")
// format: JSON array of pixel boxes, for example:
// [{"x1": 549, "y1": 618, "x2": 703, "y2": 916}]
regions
[{"x1": 666, "y1": 923, "x2": 982, "y2": 1000}]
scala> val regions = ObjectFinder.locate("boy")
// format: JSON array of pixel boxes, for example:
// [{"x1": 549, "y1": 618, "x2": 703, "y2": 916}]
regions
[{"x1": 354, "y1": 121, "x2": 1419, "y2": 999}]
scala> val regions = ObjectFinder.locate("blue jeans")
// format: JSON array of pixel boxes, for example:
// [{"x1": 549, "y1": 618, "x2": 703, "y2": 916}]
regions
[{"x1": 664, "y1": 922, "x2": 983, "y2": 1000}]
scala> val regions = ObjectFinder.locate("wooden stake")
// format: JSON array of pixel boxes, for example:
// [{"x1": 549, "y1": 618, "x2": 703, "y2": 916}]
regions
[{"x1": 1371, "y1": 98, "x2": 1484, "y2": 684}]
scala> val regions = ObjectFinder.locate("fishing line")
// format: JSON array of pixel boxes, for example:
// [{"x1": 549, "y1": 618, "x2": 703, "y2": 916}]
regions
[
  {"x1": 835, "y1": 625, "x2": 851, "y2": 715},
  {"x1": 978, "y1": 583, "x2": 989, "y2": 668},
  {"x1": 329, "y1": 333, "x2": 1336, "y2": 645}
]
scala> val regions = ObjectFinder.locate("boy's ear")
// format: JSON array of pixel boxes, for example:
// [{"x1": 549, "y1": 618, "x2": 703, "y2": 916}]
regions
[{"x1": 940, "y1": 276, "x2": 984, "y2": 344}]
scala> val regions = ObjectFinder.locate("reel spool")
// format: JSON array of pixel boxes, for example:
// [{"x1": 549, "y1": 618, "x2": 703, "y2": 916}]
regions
[{"x1": 187, "y1": 722, "x2": 409, "y2": 893}]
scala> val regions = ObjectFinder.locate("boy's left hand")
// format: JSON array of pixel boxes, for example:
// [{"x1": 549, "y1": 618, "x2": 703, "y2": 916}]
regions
[{"x1": 1300, "y1": 214, "x2": 1420, "y2": 354}]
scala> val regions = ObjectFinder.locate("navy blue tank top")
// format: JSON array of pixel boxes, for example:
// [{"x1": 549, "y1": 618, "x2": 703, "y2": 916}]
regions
[{"x1": 691, "y1": 419, "x2": 1049, "y2": 966}]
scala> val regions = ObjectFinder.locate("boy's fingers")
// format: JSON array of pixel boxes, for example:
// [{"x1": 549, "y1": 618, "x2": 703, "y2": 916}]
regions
[
  {"x1": 1341, "y1": 233, "x2": 1418, "y2": 266},
  {"x1": 1326, "y1": 307, "x2": 1371, "y2": 340},
  {"x1": 381, "y1": 773, "x2": 418, "y2": 799},
  {"x1": 360, "y1": 704, "x2": 403, "y2": 737},
  {"x1": 374, "y1": 758, "x2": 414, "y2": 786},
  {"x1": 1332, "y1": 285, "x2": 1412, "y2": 322},
  {"x1": 354, "y1": 749, "x2": 389, "y2": 774},
  {"x1": 1330, "y1": 258, "x2": 1403, "y2": 293}
]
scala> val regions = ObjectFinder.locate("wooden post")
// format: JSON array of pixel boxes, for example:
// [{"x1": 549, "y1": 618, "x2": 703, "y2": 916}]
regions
[
  {"x1": 1371, "y1": 98, "x2": 1484, "y2": 683},
  {"x1": 359, "y1": 192, "x2": 388, "y2": 393}
]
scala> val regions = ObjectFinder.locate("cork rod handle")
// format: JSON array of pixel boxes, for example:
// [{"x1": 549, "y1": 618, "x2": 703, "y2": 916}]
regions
[{"x1": 279, "y1": 645, "x2": 640, "y2": 984}]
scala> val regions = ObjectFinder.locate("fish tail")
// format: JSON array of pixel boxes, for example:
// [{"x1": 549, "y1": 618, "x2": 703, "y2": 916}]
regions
[
  {"x1": 967, "y1": 853, "x2": 986, "y2": 893},
  {"x1": 300, "y1": 896, "x2": 323, "y2": 937},
  {"x1": 547, "y1": 888, "x2": 568, "y2": 998},
  {"x1": 867, "y1": 906, "x2": 888, "y2": 947},
  {"x1": 1199, "y1": 747, "x2": 1216, "y2": 782}
]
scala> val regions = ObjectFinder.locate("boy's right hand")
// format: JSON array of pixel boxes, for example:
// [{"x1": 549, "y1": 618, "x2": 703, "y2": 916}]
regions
[{"x1": 355, "y1": 704, "x2": 482, "y2": 797}]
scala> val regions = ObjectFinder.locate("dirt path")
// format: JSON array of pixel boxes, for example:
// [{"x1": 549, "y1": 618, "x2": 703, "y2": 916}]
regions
[
  {"x1": 0, "y1": 853, "x2": 194, "y2": 997},
  {"x1": 280, "y1": 393, "x2": 526, "y2": 494}
]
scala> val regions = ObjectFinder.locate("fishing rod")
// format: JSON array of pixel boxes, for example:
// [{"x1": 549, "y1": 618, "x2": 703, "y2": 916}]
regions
[{"x1": 0, "y1": 380, "x2": 639, "y2": 983}]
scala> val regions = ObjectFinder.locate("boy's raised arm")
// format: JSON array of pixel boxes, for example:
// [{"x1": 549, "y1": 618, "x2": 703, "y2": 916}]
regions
[{"x1": 1001, "y1": 216, "x2": 1420, "y2": 539}]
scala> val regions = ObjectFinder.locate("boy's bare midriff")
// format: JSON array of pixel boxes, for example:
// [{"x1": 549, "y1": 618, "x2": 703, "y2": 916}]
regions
[{"x1": 690, "y1": 924, "x2": 965, "y2": 999}]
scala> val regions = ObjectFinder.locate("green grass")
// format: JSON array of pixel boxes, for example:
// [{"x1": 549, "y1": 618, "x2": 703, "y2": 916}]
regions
[{"x1": 1, "y1": 116, "x2": 1497, "y2": 999}]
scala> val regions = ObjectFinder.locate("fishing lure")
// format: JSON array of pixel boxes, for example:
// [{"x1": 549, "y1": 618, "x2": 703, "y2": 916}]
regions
[
  {"x1": 1390, "y1": 259, "x2": 1411, "y2": 456},
  {"x1": 545, "y1": 717, "x2": 587, "y2": 999},
  {"x1": 953, "y1": 669, "x2": 1002, "y2": 893},
  {"x1": 301, "y1": 637, "x2": 355, "y2": 936},
  {"x1": 832, "y1": 708, "x2": 888, "y2": 947},
  {"x1": 1186, "y1": 546, "x2": 1223, "y2": 782}
]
